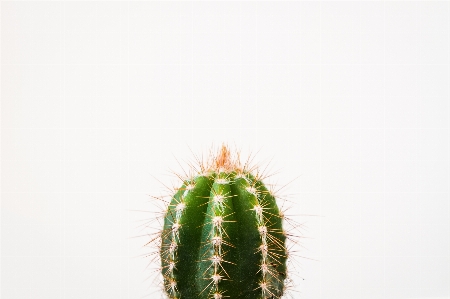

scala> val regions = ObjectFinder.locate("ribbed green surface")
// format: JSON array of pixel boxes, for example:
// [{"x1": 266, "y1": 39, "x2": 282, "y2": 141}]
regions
[{"x1": 160, "y1": 171, "x2": 287, "y2": 299}]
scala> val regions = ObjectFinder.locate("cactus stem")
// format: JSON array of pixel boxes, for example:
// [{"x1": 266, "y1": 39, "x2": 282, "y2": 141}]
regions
[{"x1": 152, "y1": 144, "x2": 295, "y2": 299}]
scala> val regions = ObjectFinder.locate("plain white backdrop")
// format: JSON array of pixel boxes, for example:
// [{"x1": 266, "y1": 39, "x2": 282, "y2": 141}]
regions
[{"x1": 1, "y1": 1, "x2": 449, "y2": 299}]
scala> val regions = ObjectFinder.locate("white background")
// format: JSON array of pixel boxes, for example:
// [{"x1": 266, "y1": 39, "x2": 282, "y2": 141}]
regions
[{"x1": 1, "y1": 1, "x2": 449, "y2": 299}]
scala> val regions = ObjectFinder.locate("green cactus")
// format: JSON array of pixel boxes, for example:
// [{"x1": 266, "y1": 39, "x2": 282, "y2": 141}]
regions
[{"x1": 159, "y1": 145, "x2": 288, "y2": 299}]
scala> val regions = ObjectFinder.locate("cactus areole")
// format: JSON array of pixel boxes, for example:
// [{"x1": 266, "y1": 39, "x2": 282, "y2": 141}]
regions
[{"x1": 160, "y1": 145, "x2": 288, "y2": 299}]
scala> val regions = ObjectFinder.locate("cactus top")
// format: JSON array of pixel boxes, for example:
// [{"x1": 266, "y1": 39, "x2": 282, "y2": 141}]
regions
[{"x1": 160, "y1": 145, "x2": 288, "y2": 299}]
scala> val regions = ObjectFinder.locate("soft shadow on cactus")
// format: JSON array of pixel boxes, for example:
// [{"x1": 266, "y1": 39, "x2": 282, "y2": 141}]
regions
[{"x1": 146, "y1": 144, "x2": 303, "y2": 299}]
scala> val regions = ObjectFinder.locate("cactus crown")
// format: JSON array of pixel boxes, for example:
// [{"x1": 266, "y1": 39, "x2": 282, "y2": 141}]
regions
[{"x1": 156, "y1": 145, "x2": 292, "y2": 299}]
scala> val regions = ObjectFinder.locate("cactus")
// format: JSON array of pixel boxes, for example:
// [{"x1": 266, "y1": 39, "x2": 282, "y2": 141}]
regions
[{"x1": 158, "y1": 145, "x2": 290, "y2": 299}]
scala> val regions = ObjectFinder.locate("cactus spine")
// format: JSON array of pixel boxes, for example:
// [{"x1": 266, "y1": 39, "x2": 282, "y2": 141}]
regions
[{"x1": 159, "y1": 145, "x2": 288, "y2": 299}]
